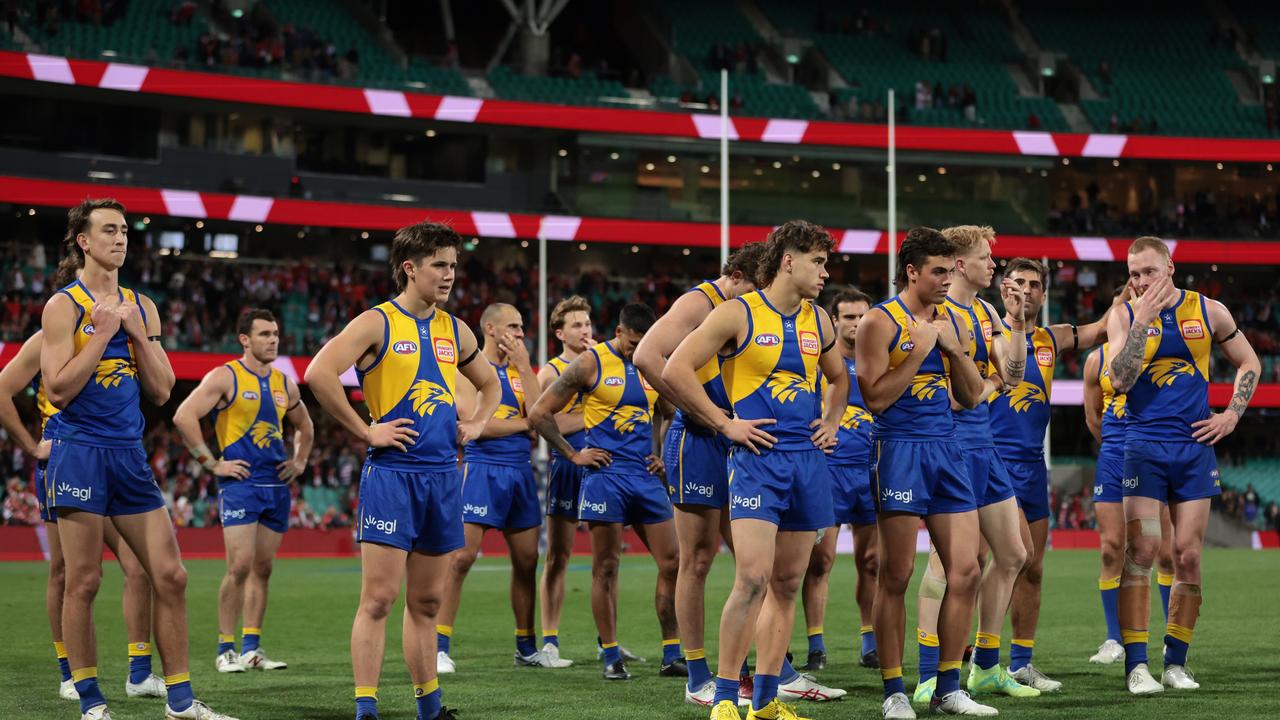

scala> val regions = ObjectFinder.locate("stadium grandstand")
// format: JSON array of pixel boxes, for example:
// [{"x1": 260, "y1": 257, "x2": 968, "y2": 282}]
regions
[{"x1": 2, "y1": 1, "x2": 1280, "y2": 718}]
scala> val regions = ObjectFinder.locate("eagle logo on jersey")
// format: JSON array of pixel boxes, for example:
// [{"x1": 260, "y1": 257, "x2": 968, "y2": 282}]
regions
[
  {"x1": 767, "y1": 371, "x2": 811, "y2": 404},
  {"x1": 94, "y1": 359, "x2": 136, "y2": 388},
  {"x1": 1006, "y1": 382, "x2": 1046, "y2": 412},
  {"x1": 250, "y1": 420, "x2": 282, "y2": 449},
  {"x1": 410, "y1": 380, "x2": 455, "y2": 416},
  {"x1": 611, "y1": 406, "x2": 650, "y2": 434},
  {"x1": 1108, "y1": 394, "x2": 1128, "y2": 419},
  {"x1": 1146, "y1": 358, "x2": 1196, "y2": 387},
  {"x1": 495, "y1": 403, "x2": 522, "y2": 420},
  {"x1": 841, "y1": 405, "x2": 873, "y2": 430},
  {"x1": 910, "y1": 374, "x2": 946, "y2": 401}
]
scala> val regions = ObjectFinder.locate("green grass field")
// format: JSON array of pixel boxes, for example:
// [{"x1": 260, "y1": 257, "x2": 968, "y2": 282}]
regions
[{"x1": 3, "y1": 549, "x2": 1279, "y2": 719}]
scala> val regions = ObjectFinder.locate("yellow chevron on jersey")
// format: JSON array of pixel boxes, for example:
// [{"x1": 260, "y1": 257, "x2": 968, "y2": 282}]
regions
[
  {"x1": 53, "y1": 281, "x2": 145, "y2": 446},
  {"x1": 547, "y1": 355, "x2": 584, "y2": 415},
  {"x1": 870, "y1": 296, "x2": 954, "y2": 440},
  {"x1": 841, "y1": 404, "x2": 873, "y2": 430},
  {"x1": 359, "y1": 300, "x2": 461, "y2": 470},
  {"x1": 582, "y1": 340, "x2": 658, "y2": 471},
  {"x1": 214, "y1": 361, "x2": 289, "y2": 482},
  {"x1": 1124, "y1": 289, "x2": 1213, "y2": 440},
  {"x1": 1098, "y1": 343, "x2": 1127, "y2": 443},
  {"x1": 721, "y1": 291, "x2": 823, "y2": 450}
]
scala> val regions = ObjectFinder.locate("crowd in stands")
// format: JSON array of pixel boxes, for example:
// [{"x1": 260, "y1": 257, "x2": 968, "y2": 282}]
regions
[
  {"x1": 176, "y1": 0, "x2": 359, "y2": 82},
  {"x1": 1051, "y1": 185, "x2": 1280, "y2": 241}
]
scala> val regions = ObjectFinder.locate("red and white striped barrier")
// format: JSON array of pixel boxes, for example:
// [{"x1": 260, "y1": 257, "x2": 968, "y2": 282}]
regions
[
  {"x1": 4, "y1": 51, "x2": 1280, "y2": 162},
  {"x1": 5, "y1": 175, "x2": 1280, "y2": 265}
]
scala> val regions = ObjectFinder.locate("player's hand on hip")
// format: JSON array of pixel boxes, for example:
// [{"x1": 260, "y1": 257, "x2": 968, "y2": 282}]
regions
[
  {"x1": 456, "y1": 418, "x2": 485, "y2": 447},
  {"x1": 34, "y1": 439, "x2": 52, "y2": 461},
  {"x1": 1191, "y1": 410, "x2": 1239, "y2": 445},
  {"x1": 90, "y1": 299, "x2": 123, "y2": 336},
  {"x1": 367, "y1": 417, "x2": 419, "y2": 451},
  {"x1": 723, "y1": 417, "x2": 777, "y2": 455},
  {"x1": 276, "y1": 458, "x2": 305, "y2": 482},
  {"x1": 809, "y1": 418, "x2": 838, "y2": 453},
  {"x1": 571, "y1": 447, "x2": 612, "y2": 468},
  {"x1": 645, "y1": 453, "x2": 665, "y2": 477},
  {"x1": 213, "y1": 459, "x2": 251, "y2": 480}
]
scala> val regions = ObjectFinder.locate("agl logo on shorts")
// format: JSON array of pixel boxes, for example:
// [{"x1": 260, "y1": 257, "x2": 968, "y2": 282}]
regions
[
  {"x1": 363, "y1": 514, "x2": 398, "y2": 534},
  {"x1": 1122, "y1": 476, "x2": 1139, "y2": 489},
  {"x1": 684, "y1": 481, "x2": 714, "y2": 497},
  {"x1": 57, "y1": 482, "x2": 92, "y2": 502},
  {"x1": 464, "y1": 503, "x2": 488, "y2": 517},
  {"x1": 731, "y1": 494, "x2": 762, "y2": 510},
  {"x1": 582, "y1": 500, "x2": 608, "y2": 514},
  {"x1": 881, "y1": 487, "x2": 913, "y2": 504},
  {"x1": 222, "y1": 507, "x2": 246, "y2": 521}
]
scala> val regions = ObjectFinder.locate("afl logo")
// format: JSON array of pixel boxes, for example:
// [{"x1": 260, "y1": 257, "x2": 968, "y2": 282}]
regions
[
  {"x1": 604, "y1": 377, "x2": 624, "y2": 387},
  {"x1": 242, "y1": 390, "x2": 259, "y2": 401},
  {"x1": 1036, "y1": 347, "x2": 1054, "y2": 366},
  {"x1": 434, "y1": 338, "x2": 456, "y2": 363},
  {"x1": 799, "y1": 331, "x2": 820, "y2": 356},
  {"x1": 1145, "y1": 327, "x2": 1162, "y2": 337},
  {"x1": 83, "y1": 324, "x2": 96, "y2": 336},
  {"x1": 899, "y1": 341, "x2": 915, "y2": 352},
  {"x1": 754, "y1": 333, "x2": 781, "y2": 347},
  {"x1": 393, "y1": 341, "x2": 418, "y2": 355},
  {"x1": 1180, "y1": 319, "x2": 1204, "y2": 339}
]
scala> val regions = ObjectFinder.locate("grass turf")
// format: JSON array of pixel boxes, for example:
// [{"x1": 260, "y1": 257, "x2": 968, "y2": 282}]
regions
[{"x1": 2, "y1": 548, "x2": 1278, "y2": 719}]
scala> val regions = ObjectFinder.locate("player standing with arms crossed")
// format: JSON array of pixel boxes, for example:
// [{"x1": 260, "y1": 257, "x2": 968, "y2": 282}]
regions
[
  {"x1": 305, "y1": 221, "x2": 501, "y2": 720},
  {"x1": 856, "y1": 227, "x2": 991, "y2": 718},
  {"x1": 664, "y1": 220, "x2": 848, "y2": 720},
  {"x1": 41, "y1": 198, "x2": 235, "y2": 720},
  {"x1": 1105, "y1": 237, "x2": 1259, "y2": 695},
  {"x1": 172, "y1": 309, "x2": 313, "y2": 674}
]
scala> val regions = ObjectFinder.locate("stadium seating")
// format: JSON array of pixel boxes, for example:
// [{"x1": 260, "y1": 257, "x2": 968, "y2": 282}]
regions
[
  {"x1": 758, "y1": 0, "x2": 1068, "y2": 132},
  {"x1": 15, "y1": 0, "x2": 208, "y2": 65},
  {"x1": 1231, "y1": 3, "x2": 1280, "y2": 60},
  {"x1": 1021, "y1": 2, "x2": 1261, "y2": 137},
  {"x1": 487, "y1": 66, "x2": 628, "y2": 107},
  {"x1": 651, "y1": 0, "x2": 823, "y2": 119}
]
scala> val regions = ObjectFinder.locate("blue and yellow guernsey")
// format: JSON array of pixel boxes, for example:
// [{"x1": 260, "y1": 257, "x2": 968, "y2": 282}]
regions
[
  {"x1": 1123, "y1": 290, "x2": 1212, "y2": 441},
  {"x1": 1097, "y1": 343, "x2": 1127, "y2": 444},
  {"x1": 828, "y1": 356, "x2": 873, "y2": 466},
  {"x1": 51, "y1": 281, "x2": 146, "y2": 447},
  {"x1": 870, "y1": 296, "x2": 957, "y2": 441},
  {"x1": 32, "y1": 373, "x2": 63, "y2": 438},
  {"x1": 672, "y1": 281, "x2": 733, "y2": 437},
  {"x1": 583, "y1": 341, "x2": 659, "y2": 474},
  {"x1": 721, "y1": 291, "x2": 824, "y2": 451},
  {"x1": 213, "y1": 361, "x2": 289, "y2": 485},
  {"x1": 989, "y1": 322, "x2": 1057, "y2": 461},
  {"x1": 945, "y1": 296, "x2": 1000, "y2": 449},
  {"x1": 546, "y1": 354, "x2": 587, "y2": 455},
  {"x1": 358, "y1": 300, "x2": 461, "y2": 472},
  {"x1": 463, "y1": 362, "x2": 532, "y2": 465}
]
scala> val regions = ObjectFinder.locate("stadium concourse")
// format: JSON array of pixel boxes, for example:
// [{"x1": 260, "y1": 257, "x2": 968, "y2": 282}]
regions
[{"x1": 2, "y1": 1, "x2": 1280, "y2": 719}]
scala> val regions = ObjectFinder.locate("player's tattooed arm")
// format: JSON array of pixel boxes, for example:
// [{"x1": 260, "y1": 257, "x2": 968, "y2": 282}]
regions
[
  {"x1": 1108, "y1": 322, "x2": 1148, "y2": 393},
  {"x1": 528, "y1": 353, "x2": 611, "y2": 467},
  {"x1": 1193, "y1": 298, "x2": 1261, "y2": 445},
  {"x1": 1108, "y1": 277, "x2": 1176, "y2": 393},
  {"x1": 537, "y1": 363, "x2": 586, "y2": 437}
]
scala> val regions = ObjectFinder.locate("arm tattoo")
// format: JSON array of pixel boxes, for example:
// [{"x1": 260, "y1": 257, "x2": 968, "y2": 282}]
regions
[
  {"x1": 1229, "y1": 369, "x2": 1257, "y2": 416},
  {"x1": 1111, "y1": 324, "x2": 1148, "y2": 390},
  {"x1": 1003, "y1": 357, "x2": 1026, "y2": 381}
]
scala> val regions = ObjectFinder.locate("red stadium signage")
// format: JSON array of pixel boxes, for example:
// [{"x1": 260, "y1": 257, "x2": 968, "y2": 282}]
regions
[
  {"x1": 3, "y1": 175, "x2": 1277, "y2": 265},
  {"x1": 3, "y1": 51, "x2": 1280, "y2": 163}
]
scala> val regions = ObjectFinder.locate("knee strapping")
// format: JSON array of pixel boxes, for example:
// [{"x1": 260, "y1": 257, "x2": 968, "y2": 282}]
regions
[
  {"x1": 1168, "y1": 583, "x2": 1203, "y2": 628},
  {"x1": 920, "y1": 573, "x2": 947, "y2": 600},
  {"x1": 1128, "y1": 517, "x2": 1161, "y2": 538}
]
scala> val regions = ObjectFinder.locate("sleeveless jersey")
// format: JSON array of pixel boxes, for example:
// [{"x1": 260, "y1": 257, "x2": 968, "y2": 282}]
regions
[
  {"x1": 722, "y1": 291, "x2": 824, "y2": 451},
  {"x1": 870, "y1": 296, "x2": 957, "y2": 441},
  {"x1": 463, "y1": 362, "x2": 532, "y2": 466},
  {"x1": 989, "y1": 322, "x2": 1057, "y2": 461},
  {"x1": 582, "y1": 341, "x2": 659, "y2": 474},
  {"x1": 1123, "y1": 290, "x2": 1212, "y2": 441},
  {"x1": 358, "y1": 300, "x2": 461, "y2": 472},
  {"x1": 52, "y1": 281, "x2": 146, "y2": 447},
  {"x1": 671, "y1": 281, "x2": 733, "y2": 437},
  {"x1": 1097, "y1": 343, "x2": 1127, "y2": 444},
  {"x1": 546, "y1": 354, "x2": 587, "y2": 454},
  {"x1": 945, "y1": 295, "x2": 1000, "y2": 449},
  {"x1": 828, "y1": 355, "x2": 873, "y2": 466},
  {"x1": 213, "y1": 361, "x2": 289, "y2": 485}
]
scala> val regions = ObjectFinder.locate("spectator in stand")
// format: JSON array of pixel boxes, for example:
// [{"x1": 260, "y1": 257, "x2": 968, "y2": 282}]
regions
[
  {"x1": 3, "y1": 477, "x2": 40, "y2": 525},
  {"x1": 1266, "y1": 501, "x2": 1280, "y2": 532}
]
